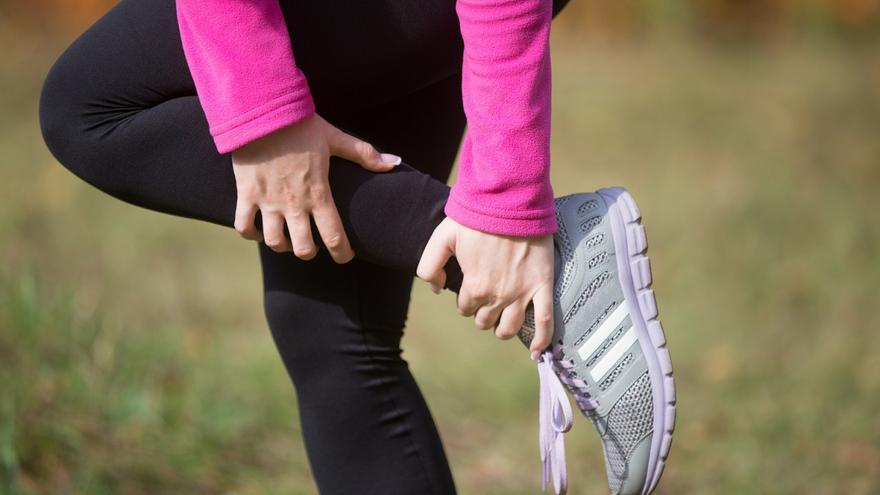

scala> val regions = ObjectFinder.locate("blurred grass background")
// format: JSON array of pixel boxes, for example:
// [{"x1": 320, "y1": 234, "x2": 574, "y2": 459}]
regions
[{"x1": 2, "y1": 0, "x2": 880, "y2": 494}]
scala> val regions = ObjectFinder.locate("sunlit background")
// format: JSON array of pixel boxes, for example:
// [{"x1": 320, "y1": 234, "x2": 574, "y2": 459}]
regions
[{"x1": 1, "y1": 1, "x2": 879, "y2": 494}]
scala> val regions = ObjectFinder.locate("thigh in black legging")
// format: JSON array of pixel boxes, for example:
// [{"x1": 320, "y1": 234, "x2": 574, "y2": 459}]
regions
[
  {"x1": 38, "y1": 0, "x2": 464, "y2": 274},
  {"x1": 38, "y1": 0, "x2": 235, "y2": 225},
  {"x1": 37, "y1": 0, "x2": 466, "y2": 214}
]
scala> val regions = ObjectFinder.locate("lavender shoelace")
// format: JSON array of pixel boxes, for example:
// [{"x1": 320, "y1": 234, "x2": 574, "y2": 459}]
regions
[{"x1": 536, "y1": 348, "x2": 599, "y2": 494}]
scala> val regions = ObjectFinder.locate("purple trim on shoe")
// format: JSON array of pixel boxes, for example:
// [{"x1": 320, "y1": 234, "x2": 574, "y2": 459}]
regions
[{"x1": 598, "y1": 188, "x2": 676, "y2": 495}]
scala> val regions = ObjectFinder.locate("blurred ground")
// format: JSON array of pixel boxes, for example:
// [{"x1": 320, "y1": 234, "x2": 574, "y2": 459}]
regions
[{"x1": 1, "y1": 2, "x2": 879, "y2": 495}]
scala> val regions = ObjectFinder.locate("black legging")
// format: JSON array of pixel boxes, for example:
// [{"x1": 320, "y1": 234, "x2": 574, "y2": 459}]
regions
[{"x1": 38, "y1": 0, "x2": 567, "y2": 493}]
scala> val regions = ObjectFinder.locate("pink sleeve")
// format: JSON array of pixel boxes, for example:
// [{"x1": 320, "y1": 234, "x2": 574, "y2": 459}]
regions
[
  {"x1": 447, "y1": 0, "x2": 557, "y2": 236},
  {"x1": 176, "y1": 0, "x2": 315, "y2": 154}
]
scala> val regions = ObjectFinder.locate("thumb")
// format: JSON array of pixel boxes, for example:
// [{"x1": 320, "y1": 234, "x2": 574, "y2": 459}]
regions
[
  {"x1": 329, "y1": 129, "x2": 401, "y2": 172},
  {"x1": 416, "y1": 219, "x2": 455, "y2": 294}
]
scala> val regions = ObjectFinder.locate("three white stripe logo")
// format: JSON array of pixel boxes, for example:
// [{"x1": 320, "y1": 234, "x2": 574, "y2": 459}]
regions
[{"x1": 576, "y1": 300, "x2": 637, "y2": 381}]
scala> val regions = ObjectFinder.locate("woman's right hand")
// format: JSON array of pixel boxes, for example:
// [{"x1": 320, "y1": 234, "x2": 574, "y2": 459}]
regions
[
  {"x1": 417, "y1": 218, "x2": 555, "y2": 355},
  {"x1": 231, "y1": 114, "x2": 401, "y2": 263}
]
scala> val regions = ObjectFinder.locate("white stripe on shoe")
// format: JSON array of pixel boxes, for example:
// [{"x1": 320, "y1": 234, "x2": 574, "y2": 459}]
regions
[
  {"x1": 577, "y1": 300, "x2": 630, "y2": 361},
  {"x1": 589, "y1": 327, "x2": 638, "y2": 381}
]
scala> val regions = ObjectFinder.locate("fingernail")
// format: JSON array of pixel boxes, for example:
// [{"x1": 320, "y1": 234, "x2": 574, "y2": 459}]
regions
[
  {"x1": 430, "y1": 283, "x2": 441, "y2": 295},
  {"x1": 530, "y1": 350, "x2": 541, "y2": 362},
  {"x1": 380, "y1": 153, "x2": 402, "y2": 166}
]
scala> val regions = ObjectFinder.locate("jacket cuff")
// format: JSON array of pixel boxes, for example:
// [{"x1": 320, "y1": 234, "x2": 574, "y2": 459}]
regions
[
  {"x1": 211, "y1": 91, "x2": 316, "y2": 154},
  {"x1": 444, "y1": 188, "x2": 557, "y2": 237}
]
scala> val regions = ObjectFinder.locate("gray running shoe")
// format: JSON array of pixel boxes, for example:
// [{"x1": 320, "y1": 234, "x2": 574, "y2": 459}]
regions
[{"x1": 520, "y1": 188, "x2": 676, "y2": 495}]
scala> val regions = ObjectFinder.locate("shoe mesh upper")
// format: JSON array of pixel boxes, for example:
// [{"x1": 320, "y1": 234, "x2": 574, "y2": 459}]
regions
[
  {"x1": 586, "y1": 232, "x2": 605, "y2": 248},
  {"x1": 601, "y1": 372, "x2": 654, "y2": 492},
  {"x1": 580, "y1": 215, "x2": 602, "y2": 233},
  {"x1": 577, "y1": 199, "x2": 600, "y2": 216},
  {"x1": 588, "y1": 251, "x2": 608, "y2": 269},
  {"x1": 563, "y1": 271, "x2": 611, "y2": 324},
  {"x1": 599, "y1": 353, "x2": 634, "y2": 391},
  {"x1": 554, "y1": 228, "x2": 574, "y2": 302}
]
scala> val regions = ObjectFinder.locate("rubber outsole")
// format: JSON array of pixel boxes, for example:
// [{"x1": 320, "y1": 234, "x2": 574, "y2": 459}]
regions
[{"x1": 598, "y1": 187, "x2": 676, "y2": 495}]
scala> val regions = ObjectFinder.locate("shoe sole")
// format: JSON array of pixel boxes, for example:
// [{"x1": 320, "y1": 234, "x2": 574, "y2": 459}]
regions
[{"x1": 598, "y1": 187, "x2": 676, "y2": 495}]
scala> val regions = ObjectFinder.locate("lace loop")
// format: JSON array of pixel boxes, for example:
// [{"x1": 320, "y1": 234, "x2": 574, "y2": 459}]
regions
[{"x1": 537, "y1": 350, "x2": 573, "y2": 494}]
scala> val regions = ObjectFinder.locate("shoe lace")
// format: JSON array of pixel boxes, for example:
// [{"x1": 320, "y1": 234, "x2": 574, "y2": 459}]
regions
[{"x1": 536, "y1": 346, "x2": 599, "y2": 495}]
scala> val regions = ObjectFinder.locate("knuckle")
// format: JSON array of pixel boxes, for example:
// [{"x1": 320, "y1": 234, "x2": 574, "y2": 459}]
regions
[
  {"x1": 481, "y1": 288, "x2": 502, "y2": 304},
  {"x1": 268, "y1": 244, "x2": 287, "y2": 253},
  {"x1": 310, "y1": 185, "x2": 330, "y2": 204},
  {"x1": 475, "y1": 313, "x2": 496, "y2": 330},
  {"x1": 534, "y1": 313, "x2": 553, "y2": 326},
  {"x1": 357, "y1": 140, "x2": 376, "y2": 158},
  {"x1": 265, "y1": 236, "x2": 284, "y2": 249},
  {"x1": 294, "y1": 247, "x2": 317, "y2": 259},
  {"x1": 324, "y1": 234, "x2": 343, "y2": 249},
  {"x1": 493, "y1": 292, "x2": 511, "y2": 307},
  {"x1": 287, "y1": 209, "x2": 307, "y2": 222},
  {"x1": 459, "y1": 303, "x2": 475, "y2": 317}
]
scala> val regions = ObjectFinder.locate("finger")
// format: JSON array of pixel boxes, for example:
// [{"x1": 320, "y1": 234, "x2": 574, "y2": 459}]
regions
[
  {"x1": 475, "y1": 303, "x2": 504, "y2": 332},
  {"x1": 329, "y1": 130, "x2": 401, "y2": 172},
  {"x1": 529, "y1": 283, "x2": 555, "y2": 353},
  {"x1": 285, "y1": 211, "x2": 317, "y2": 260},
  {"x1": 312, "y1": 202, "x2": 354, "y2": 264},
  {"x1": 262, "y1": 212, "x2": 292, "y2": 253},
  {"x1": 495, "y1": 300, "x2": 527, "y2": 341},
  {"x1": 456, "y1": 283, "x2": 488, "y2": 317},
  {"x1": 416, "y1": 221, "x2": 454, "y2": 294},
  {"x1": 234, "y1": 199, "x2": 263, "y2": 241}
]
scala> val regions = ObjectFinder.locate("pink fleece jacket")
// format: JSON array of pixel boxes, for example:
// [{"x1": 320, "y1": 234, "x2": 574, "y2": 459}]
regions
[{"x1": 176, "y1": 0, "x2": 556, "y2": 236}]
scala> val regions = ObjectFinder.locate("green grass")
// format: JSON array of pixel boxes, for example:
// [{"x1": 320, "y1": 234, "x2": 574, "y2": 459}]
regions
[{"x1": 1, "y1": 28, "x2": 879, "y2": 494}]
